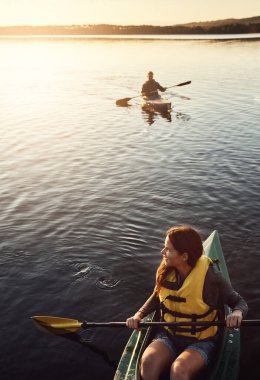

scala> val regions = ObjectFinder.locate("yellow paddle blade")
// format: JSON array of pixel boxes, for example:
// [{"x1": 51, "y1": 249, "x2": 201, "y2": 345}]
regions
[{"x1": 32, "y1": 316, "x2": 82, "y2": 335}]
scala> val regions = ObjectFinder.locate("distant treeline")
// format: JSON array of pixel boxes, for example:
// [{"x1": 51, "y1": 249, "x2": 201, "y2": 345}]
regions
[{"x1": 1, "y1": 16, "x2": 260, "y2": 35}]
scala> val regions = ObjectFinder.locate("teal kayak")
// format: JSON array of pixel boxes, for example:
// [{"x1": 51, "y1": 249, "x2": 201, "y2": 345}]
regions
[{"x1": 114, "y1": 231, "x2": 240, "y2": 380}]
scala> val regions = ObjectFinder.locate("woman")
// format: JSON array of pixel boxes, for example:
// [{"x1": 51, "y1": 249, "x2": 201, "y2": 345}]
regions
[{"x1": 126, "y1": 226, "x2": 248, "y2": 380}]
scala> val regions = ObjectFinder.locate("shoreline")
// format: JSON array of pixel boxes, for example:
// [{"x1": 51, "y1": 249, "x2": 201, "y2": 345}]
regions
[{"x1": 0, "y1": 33, "x2": 260, "y2": 41}]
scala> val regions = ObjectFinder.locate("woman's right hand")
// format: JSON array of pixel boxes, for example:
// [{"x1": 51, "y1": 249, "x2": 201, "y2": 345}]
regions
[{"x1": 126, "y1": 312, "x2": 143, "y2": 329}]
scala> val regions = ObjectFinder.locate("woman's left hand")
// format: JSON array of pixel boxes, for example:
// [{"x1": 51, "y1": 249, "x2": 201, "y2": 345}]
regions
[
  {"x1": 126, "y1": 314, "x2": 142, "y2": 330},
  {"x1": 226, "y1": 309, "x2": 243, "y2": 328}
]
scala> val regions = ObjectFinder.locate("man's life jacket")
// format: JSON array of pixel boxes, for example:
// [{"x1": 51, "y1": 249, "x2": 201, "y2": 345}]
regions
[{"x1": 159, "y1": 255, "x2": 218, "y2": 340}]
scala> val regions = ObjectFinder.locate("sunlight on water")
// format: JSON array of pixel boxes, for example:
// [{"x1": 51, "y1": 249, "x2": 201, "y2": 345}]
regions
[{"x1": 0, "y1": 37, "x2": 259, "y2": 380}]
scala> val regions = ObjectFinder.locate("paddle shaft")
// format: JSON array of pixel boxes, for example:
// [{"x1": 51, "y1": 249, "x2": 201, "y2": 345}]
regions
[
  {"x1": 32, "y1": 316, "x2": 260, "y2": 335},
  {"x1": 82, "y1": 319, "x2": 260, "y2": 328}
]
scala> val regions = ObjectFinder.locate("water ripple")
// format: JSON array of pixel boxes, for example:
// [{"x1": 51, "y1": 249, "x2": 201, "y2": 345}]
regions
[
  {"x1": 71, "y1": 262, "x2": 121, "y2": 290},
  {"x1": 96, "y1": 276, "x2": 121, "y2": 290},
  {"x1": 0, "y1": 37, "x2": 259, "y2": 380}
]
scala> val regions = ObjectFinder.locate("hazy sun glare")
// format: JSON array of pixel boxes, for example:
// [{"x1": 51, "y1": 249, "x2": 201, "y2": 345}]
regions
[
  {"x1": 0, "y1": 42, "x2": 59, "y2": 109},
  {"x1": 0, "y1": 39, "x2": 122, "y2": 113}
]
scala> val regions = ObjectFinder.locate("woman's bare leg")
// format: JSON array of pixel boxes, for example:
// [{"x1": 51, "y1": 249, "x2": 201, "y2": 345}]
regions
[
  {"x1": 170, "y1": 349, "x2": 206, "y2": 380},
  {"x1": 140, "y1": 339, "x2": 175, "y2": 380}
]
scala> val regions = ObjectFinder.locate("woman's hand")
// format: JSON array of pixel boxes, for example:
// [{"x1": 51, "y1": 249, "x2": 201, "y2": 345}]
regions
[
  {"x1": 226, "y1": 309, "x2": 243, "y2": 328},
  {"x1": 126, "y1": 312, "x2": 143, "y2": 329}
]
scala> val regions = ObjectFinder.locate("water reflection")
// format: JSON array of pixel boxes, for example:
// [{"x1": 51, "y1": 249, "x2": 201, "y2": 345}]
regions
[
  {"x1": 175, "y1": 111, "x2": 191, "y2": 122},
  {"x1": 60, "y1": 332, "x2": 117, "y2": 369},
  {"x1": 142, "y1": 108, "x2": 172, "y2": 125}
]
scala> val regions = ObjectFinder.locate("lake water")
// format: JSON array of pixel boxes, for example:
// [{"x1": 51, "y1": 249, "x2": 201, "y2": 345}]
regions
[{"x1": 0, "y1": 35, "x2": 259, "y2": 380}]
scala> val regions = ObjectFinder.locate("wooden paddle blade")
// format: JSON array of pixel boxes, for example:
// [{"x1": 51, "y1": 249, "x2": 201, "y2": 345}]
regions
[
  {"x1": 116, "y1": 98, "x2": 132, "y2": 106},
  {"x1": 31, "y1": 316, "x2": 82, "y2": 335}
]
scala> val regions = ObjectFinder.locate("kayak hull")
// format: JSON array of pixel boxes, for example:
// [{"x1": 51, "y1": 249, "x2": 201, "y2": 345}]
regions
[
  {"x1": 114, "y1": 231, "x2": 240, "y2": 380},
  {"x1": 141, "y1": 96, "x2": 171, "y2": 112}
]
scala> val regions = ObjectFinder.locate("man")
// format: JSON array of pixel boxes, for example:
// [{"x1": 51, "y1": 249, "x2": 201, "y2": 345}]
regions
[{"x1": 141, "y1": 71, "x2": 166, "y2": 99}]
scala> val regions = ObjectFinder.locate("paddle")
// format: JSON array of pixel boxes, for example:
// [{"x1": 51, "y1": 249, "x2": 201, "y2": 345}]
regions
[
  {"x1": 116, "y1": 80, "x2": 191, "y2": 107},
  {"x1": 32, "y1": 315, "x2": 260, "y2": 335}
]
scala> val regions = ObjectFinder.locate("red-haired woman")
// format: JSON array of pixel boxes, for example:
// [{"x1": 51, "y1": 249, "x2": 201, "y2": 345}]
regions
[{"x1": 126, "y1": 226, "x2": 248, "y2": 380}]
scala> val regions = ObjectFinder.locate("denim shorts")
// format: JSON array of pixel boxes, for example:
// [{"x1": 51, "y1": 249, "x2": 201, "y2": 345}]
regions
[{"x1": 153, "y1": 331, "x2": 216, "y2": 366}]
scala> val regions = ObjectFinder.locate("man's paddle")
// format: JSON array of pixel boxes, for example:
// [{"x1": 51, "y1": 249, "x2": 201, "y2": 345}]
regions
[
  {"x1": 116, "y1": 80, "x2": 191, "y2": 107},
  {"x1": 32, "y1": 315, "x2": 260, "y2": 335}
]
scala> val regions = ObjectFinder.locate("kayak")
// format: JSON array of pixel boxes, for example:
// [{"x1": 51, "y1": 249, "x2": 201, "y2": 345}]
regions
[
  {"x1": 141, "y1": 95, "x2": 171, "y2": 113},
  {"x1": 113, "y1": 231, "x2": 240, "y2": 380}
]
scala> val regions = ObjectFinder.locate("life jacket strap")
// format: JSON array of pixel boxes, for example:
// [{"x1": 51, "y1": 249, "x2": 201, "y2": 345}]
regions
[
  {"x1": 160, "y1": 302, "x2": 217, "y2": 335},
  {"x1": 165, "y1": 295, "x2": 186, "y2": 303}
]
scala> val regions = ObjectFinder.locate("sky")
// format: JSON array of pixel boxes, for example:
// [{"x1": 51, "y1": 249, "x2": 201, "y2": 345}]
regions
[{"x1": 0, "y1": 0, "x2": 259, "y2": 26}]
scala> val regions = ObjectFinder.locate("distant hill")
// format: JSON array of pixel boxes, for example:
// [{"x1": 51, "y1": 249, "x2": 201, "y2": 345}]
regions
[
  {"x1": 176, "y1": 15, "x2": 260, "y2": 33},
  {"x1": 182, "y1": 16, "x2": 260, "y2": 28},
  {"x1": 0, "y1": 16, "x2": 260, "y2": 35}
]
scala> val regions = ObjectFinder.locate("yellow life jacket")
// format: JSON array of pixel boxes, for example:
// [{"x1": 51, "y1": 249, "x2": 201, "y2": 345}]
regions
[{"x1": 159, "y1": 255, "x2": 218, "y2": 340}]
